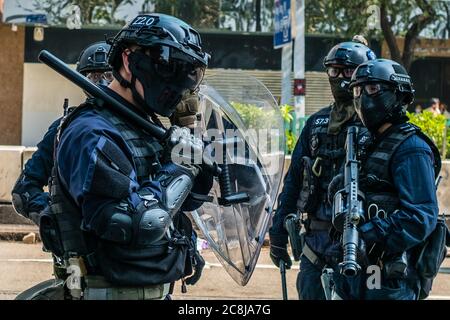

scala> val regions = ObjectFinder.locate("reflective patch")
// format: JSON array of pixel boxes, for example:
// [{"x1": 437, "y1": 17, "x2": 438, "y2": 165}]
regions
[
  {"x1": 314, "y1": 117, "x2": 329, "y2": 126},
  {"x1": 130, "y1": 15, "x2": 158, "y2": 27}
]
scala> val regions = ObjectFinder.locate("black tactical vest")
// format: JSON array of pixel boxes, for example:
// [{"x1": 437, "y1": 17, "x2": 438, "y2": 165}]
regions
[
  {"x1": 97, "y1": 108, "x2": 164, "y2": 183},
  {"x1": 298, "y1": 104, "x2": 371, "y2": 217},
  {"x1": 360, "y1": 123, "x2": 441, "y2": 216},
  {"x1": 42, "y1": 101, "x2": 194, "y2": 286}
]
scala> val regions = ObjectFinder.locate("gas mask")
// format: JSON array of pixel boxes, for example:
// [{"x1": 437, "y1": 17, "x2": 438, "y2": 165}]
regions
[
  {"x1": 329, "y1": 77, "x2": 353, "y2": 104},
  {"x1": 353, "y1": 83, "x2": 400, "y2": 133},
  {"x1": 127, "y1": 47, "x2": 205, "y2": 117}
]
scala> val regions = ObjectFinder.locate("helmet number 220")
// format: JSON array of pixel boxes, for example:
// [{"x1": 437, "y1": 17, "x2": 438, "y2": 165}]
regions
[{"x1": 132, "y1": 16, "x2": 156, "y2": 26}]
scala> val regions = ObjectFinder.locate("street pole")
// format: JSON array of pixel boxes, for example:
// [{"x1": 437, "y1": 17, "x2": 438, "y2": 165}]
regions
[
  {"x1": 293, "y1": 0, "x2": 305, "y2": 133},
  {"x1": 281, "y1": 43, "x2": 293, "y2": 106}
]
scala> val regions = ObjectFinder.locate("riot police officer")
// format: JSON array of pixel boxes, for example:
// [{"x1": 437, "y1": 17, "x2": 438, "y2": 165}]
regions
[
  {"x1": 332, "y1": 58, "x2": 441, "y2": 300},
  {"x1": 269, "y1": 39, "x2": 376, "y2": 300},
  {"x1": 11, "y1": 41, "x2": 113, "y2": 225},
  {"x1": 12, "y1": 40, "x2": 201, "y2": 227},
  {"x1": 47, "y1": 14, "x2": 211, "y2": 300}
]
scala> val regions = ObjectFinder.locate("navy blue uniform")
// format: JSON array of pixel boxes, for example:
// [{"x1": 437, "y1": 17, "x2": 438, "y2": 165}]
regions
[
  {"x1": 270, "y1": 108, "x2": 350, "y2": 300},
  {"x1": 359, "y1": 134, "x2": 438, "y2": 253},
  {"x1": 12, "y1": 118, "x2": 61, "y2": 218},
  {"x1": 57, "y1": 88, "x2": 208, "y2": 245},
  {"x1": 333, "y1": 133, "x2": 439, "y2": 300}
]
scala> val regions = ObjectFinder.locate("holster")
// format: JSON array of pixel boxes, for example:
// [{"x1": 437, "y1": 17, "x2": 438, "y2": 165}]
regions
[{"x1": 284, "y1": 214, "x2": 303, "y2": 261}]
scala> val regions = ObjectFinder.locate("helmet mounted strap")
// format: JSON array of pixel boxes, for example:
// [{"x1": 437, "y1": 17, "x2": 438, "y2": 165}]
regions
[{"x1": 113, "y1": 69, "x2": 132, "y2": 89}]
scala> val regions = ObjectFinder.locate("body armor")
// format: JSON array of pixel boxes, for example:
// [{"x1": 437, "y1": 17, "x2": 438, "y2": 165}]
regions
[
  {"x1": 297, "y1": 105, "x2": 371, "y2": 219},
  {"x1": 40, "y1": 101, "x2": 194, "y2": 288},
  {"x1": 361, "y1": 123, "x2": 441, "y2": 217}
]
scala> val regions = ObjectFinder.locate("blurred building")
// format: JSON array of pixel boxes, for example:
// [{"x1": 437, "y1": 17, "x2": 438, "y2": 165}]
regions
[
  {"x1": 382, "y1": 38, "x2": 450, "y2": 111},
  {"x1": 0, "y1": 24, "x2": 383, "y2": 146}
]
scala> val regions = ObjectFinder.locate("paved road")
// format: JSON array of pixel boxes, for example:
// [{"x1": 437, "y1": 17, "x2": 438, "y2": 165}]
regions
[{"x1": 0, "y1": 241, "x2": 449, "y2": 300}]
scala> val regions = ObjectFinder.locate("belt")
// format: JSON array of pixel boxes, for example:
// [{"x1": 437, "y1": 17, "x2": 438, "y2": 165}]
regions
[
  {"x1": 301, "y1": 242, "x2": 326, "y2": 270},
  {"x1": 83, "y1": 276, "x2": 170, "y2": 300}
]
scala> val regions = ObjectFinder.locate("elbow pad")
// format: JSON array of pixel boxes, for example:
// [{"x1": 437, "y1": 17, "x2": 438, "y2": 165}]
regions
[
  {"x1": 99, "y1": 204, "x2": 133, "y2": 244},
  {"x1": 154, "y1": 162, "x2": 197, "y2": 217},
  {"x1": 100, "y1": 199, "x2": 172, "y2": 246},
  {"x1": 134, "y1": 196, "x2": 171, "y2": 245}
]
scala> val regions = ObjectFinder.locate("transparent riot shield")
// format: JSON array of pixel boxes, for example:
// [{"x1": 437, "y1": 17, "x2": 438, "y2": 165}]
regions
[{"x1": 191, "y1": 73, "x2": 285, "y2": 286}]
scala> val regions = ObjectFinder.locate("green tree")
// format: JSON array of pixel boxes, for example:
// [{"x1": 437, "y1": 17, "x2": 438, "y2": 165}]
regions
[
  {"x1": 220, "y1": 0, "x2": 274, "y2": 32},
  {"x1": 306, "y1": 0, "x2": 447, "y2": 71},
  {"x1": 26, "y1": 0, "x2": 133, "y2": 25},
  {"x1": 152, "y1": 0, "x2": 220, "y2": 29}
]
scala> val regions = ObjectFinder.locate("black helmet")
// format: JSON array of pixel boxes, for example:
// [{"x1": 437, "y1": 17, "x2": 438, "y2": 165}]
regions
[
  {"x1": 349, "y1": 59, "x2": 414, "y2": 132},
  {"x1": 107, "y1": 14, "x2": 209, "y2": 117},
  {"x1": 76, "y1": 41, "x2": 112, "y2": 75},
  {"x1": 324, "y1": 41, "x2": 376, "y2": 68},
  {"x1": 324, "y1": 40, "x2": 376, "y2": 104}
]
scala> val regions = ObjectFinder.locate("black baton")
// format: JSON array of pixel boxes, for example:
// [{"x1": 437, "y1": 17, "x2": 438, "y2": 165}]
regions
[{"x1": 279, "y1": 262, "x2": 288, "y2": 300}]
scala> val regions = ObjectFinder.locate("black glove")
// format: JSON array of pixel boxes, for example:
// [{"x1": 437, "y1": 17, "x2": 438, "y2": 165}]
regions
[
  {"x1": 185, "y1": 250, "x2": 206, "y2": 285},
  {"x1": 28, "y1": 205, "x2": 52, "y2": 227},
  {"x1": 28, "y1": 211, "x2": 41, "y2": 226},
  {"x1": 269, "y1": 233, "x2": 292, "y2": 269}
]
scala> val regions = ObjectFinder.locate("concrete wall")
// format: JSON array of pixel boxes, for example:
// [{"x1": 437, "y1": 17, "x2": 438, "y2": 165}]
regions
[
  {"x1": 0, "y1": 25, "x2": 24, "y2": 145},
  {"x1": 21, "y1": 63, "x2": 85, "y2": 146},
  {"x1": 437, "y1": 161, "x2": 450, "y2": 215},
  {"x1": 0, "y1": 146, "x2": 24, "y2": 202},
  {"x1": 19, "y1": 67, "x2": 332, "y2": 146}
]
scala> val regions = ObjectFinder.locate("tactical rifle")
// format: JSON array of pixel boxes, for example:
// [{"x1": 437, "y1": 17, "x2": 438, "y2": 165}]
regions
[{"x1": 332, "y1": 126, "x2": 364, "y2": 277}]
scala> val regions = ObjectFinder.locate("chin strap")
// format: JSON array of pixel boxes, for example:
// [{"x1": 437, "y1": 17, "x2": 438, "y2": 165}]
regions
[
  {"x1": 112, "y1": 69, "x2": 131, "y2": 88},
  {"x1": 113, "y1": 69, "x2": 164, "y2": 129}
]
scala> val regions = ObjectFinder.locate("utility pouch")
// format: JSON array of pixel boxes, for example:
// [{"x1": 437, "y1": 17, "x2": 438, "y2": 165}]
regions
[
  {"x1": 414, "y1": 216, "x2": 449, "y2": 299},
  {"x1": 39, "y1": 208, "x2": 64, "y2": 258},
  {"x1": 297, "y1": 156, "x2": 319, "y2": 213}
]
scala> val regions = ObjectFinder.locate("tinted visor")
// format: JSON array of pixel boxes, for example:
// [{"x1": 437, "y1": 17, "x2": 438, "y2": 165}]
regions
[
  {"x1": 326, "y1": 66, "x2": 355, "y2": 79},
  {"x1": 86, "y1": 71, "x2": 114, "y2": 85},
  {"x1": 353, "y1": 83, "x2": 393, "y2": 98},
  {"x1": 141, "y1": 45, "x2": 205, "y2": 91}
]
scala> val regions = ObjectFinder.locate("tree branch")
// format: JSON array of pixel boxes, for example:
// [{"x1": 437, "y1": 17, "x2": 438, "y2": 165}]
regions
[
  {"x1": 380, "y1": 1, "x2": 402, "y2": 63},
  {"x1": 402, "y1": 0, "x2": 436, "y2": 70}
]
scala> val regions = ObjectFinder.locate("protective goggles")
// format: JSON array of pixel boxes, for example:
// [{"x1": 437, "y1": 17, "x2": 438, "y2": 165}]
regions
[
  {"x1": 352, "y1": 83, "x2": 393, "y2": 98},
  {"x1": 138, "y1": 45, "x2": 206, "y2": 91},
  {"x1": 86, "y1": 71, "x2": 114, "y2": 85},
  {"x1": 326, "y1": 66, "x2": 355, "y2": 79}
]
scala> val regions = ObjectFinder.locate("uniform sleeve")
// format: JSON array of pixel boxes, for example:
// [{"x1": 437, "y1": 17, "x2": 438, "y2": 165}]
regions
[
  {"x1": 359, "y1": 135, "x2": 439, "y2": 253},
  {"x1": 12, "y1": 118, "x2": 61, "y2": 213},
  {"x1": 269, "y1": 118, "x2": 312, "y2": 236},
  {"x1": 57, "y1": 114, "x2": 163, "y2": 236},
  {"x1": 24, "y1": 118, "x2": 61, "y2": 185}
]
